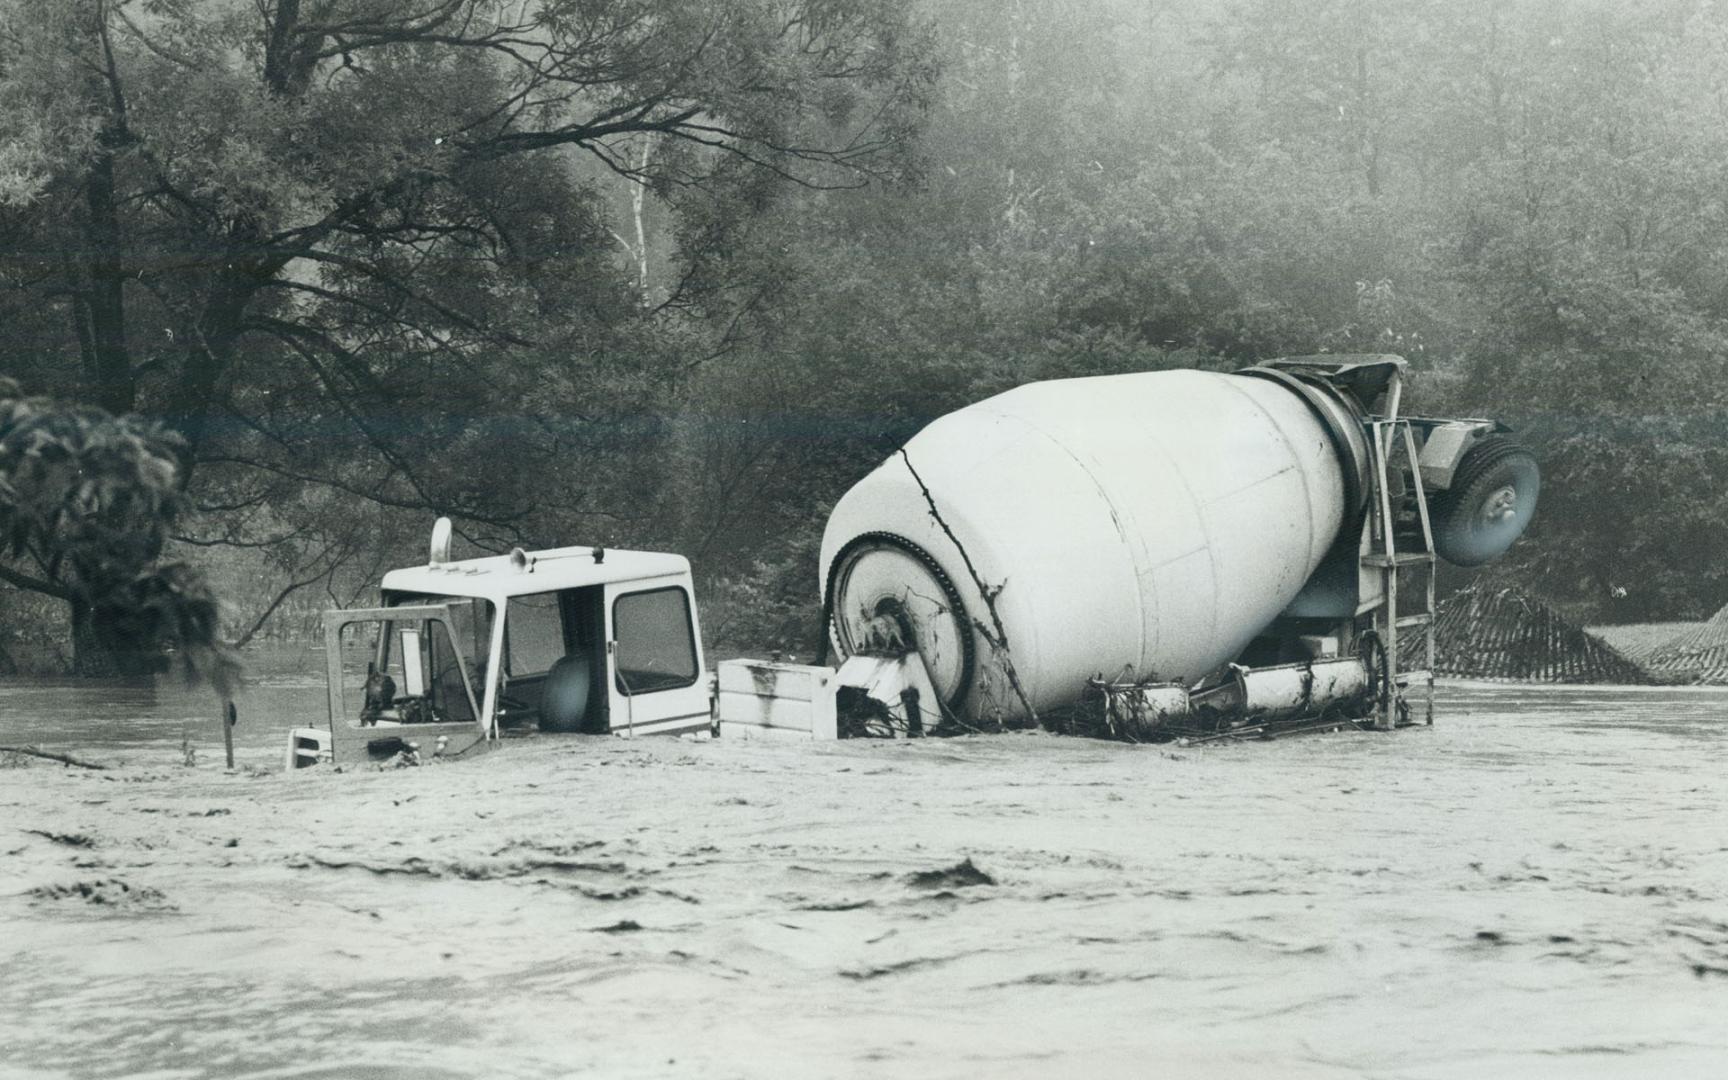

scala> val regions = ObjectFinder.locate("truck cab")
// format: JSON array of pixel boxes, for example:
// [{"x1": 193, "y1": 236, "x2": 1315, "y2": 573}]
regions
[{"x1": 288, "y1": 530, "x2": 711, "y2": 768}]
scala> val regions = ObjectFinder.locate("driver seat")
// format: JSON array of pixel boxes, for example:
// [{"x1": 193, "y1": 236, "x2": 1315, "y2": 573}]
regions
[{"x1": 539, "y1": 652, "x2": 595, "y2": 733}]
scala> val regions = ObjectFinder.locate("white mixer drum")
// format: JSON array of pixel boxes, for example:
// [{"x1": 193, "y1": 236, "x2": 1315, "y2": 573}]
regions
[{"x1": 820, "y1": 368, "x2": 1362, "y2": 724}]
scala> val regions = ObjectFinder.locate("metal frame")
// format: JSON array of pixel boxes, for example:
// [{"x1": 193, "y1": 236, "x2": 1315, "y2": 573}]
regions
[
  {"x1": 1358, "y1": 372, "x2": 1437, "y2": 730},
  {"x1": 320, "y1": 604, "x2": 488, "y2": 759}
]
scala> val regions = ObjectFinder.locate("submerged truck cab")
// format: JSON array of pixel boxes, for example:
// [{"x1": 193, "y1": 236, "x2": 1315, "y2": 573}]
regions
[{"x1": 288, "y1": 529, "x2": 710, "y2": 768}]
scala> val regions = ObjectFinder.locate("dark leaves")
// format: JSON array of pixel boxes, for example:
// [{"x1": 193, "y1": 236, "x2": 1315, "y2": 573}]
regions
[{"x1": 0, "y1": 383, "x2": 237, "y2": 691}]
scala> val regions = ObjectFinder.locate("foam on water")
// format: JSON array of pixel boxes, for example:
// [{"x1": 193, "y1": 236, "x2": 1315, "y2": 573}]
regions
[{"x1": 2, "y1": 681, "x2": 1724, "y2": 1078}]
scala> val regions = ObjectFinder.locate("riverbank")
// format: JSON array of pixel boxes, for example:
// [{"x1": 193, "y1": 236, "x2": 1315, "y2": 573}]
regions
[{"x1": 3, "y1": 684, "x2": 1725, "y2": 1079}]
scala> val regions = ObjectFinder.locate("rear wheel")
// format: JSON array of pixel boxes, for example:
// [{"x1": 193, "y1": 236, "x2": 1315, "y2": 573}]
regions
[{"x1": 1430, "y1": 436, "x2": 1540, "y2": 567}]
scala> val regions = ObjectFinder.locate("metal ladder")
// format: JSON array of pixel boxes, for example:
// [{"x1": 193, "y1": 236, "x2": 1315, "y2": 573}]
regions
[{"x1": 1359, "y1": 402, "x2": 1437, "y2": 730}]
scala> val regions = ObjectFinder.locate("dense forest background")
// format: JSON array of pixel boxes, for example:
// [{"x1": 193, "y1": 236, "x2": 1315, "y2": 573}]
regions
[{"x1": 3, "y1": 0, "x2": 1726, "y2": 674}]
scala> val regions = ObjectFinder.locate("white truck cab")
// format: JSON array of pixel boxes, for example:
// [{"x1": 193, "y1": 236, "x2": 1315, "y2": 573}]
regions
[{"x1": 288, "y1": 526, "x2": 711, "y2": 768}]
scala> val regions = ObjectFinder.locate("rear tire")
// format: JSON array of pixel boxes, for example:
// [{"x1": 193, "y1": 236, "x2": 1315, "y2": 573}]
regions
[{"x1": 1430, "y1": 436, "x2": 1540, "y2": 567}]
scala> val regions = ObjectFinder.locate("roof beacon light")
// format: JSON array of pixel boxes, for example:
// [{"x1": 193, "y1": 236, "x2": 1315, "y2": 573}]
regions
[
  {"x1": 429, "y1": 516, "x2": 453, "y2": 567},
  {"x1": 509, "y1": 547, "x2": 537, "y2": 574}
]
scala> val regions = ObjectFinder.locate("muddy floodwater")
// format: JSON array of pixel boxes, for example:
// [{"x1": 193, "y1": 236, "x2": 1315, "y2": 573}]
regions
[{"x1": 2, "y1": 677, "x2": 1725, "y2": 1079}]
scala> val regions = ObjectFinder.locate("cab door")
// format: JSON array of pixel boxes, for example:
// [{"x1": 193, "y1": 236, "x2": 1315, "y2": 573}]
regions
[{"x1": 602, "y1": 581, "x2": 710, "y2": 736}]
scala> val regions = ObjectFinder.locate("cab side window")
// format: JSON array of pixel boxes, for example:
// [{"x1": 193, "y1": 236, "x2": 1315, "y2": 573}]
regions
[
  {"x1": 613, "y1": 588, "x2": 698, "y2": 694},
  {"x1": 507, "y1": 591, "x2": 567, "y2": 676}
]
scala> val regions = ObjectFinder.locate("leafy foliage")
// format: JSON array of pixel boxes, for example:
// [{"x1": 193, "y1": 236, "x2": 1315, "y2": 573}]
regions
[
  {"x1": 684, "y1": 0, "x2": 1728, "y2": 632},
  {"x1": 0, "y1": 382, "x2": 180, "y2": 585},
  {"x1": 0, "y1": 377, "x2": 236, "y2": 687},
  {"x1": 4, "y1": 0, "x2": 1727, "y2": 659},
  {"x1": 0, "y1": 0, "x2": 938, "y2": 651}
]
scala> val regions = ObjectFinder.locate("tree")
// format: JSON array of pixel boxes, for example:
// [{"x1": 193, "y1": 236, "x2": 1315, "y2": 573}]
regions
[
  {"x1": 0, "y1": 0, "x2": 938, "y2": 642},
  {"x1": 0, "y1": 378, "x2": 235, "y2": 686},
  {"x1": 685, "y1": 0, "x2": 1728, "y2": 636},
  {"x1": 1424, "y1": 2, "x2": 1728, "y2": 618}
]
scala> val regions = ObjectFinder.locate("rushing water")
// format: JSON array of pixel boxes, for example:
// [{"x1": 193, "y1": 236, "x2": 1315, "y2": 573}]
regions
[
  {"x1": 2, "y1": 659, "x2": 1725, "y2": 768},
  {"x1": 2, "y1": 678, "x2": 1725, "y2": 1078},
  {"x1": 0, "y1": 646, "x2": 339, "y2": 767}
]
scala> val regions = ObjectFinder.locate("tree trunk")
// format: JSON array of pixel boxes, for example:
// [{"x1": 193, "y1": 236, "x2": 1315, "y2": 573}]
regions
[
  {"x1": 75, "y1": 2, "x2": 136, "y2": 417},
  {"x1": 81, "y1": 145, "x2": 135, "y2": 416},
  {"x1": 631, "y1": 139, "x2": 653, "y2": 298},
  {"x1": 1355, "y1": 45, "x2": 1381, "y2": 199},
  {"x1": 69, "y1": 597, "x2": 121, "y2": 678},
  {"x1": 163, "y1": 281, "x2": 252, "y2": 479},
  {"x1": 69, "y1": 596, "x2": 167, "y2": 680}
]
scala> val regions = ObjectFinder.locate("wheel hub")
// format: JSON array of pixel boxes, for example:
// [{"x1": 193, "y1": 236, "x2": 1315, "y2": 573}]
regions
[{"x1": 1481, "y1": 485, "x2": 1519, "y2": 524}]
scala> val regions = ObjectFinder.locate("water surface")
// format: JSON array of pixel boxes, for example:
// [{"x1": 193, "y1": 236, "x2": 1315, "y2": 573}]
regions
[{"x1": 2, "y1": 680, "x2": 1724, "y2": 1078}]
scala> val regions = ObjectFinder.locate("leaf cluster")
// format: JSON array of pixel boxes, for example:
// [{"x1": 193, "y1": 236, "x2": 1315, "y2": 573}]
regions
[{"x1": 0, "y1": 377, "x2": 236, "y2": 687}]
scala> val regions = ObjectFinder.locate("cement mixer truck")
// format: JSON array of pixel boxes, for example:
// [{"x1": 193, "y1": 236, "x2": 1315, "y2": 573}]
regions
[
  {"x1": 778, "y1": 353, "x2": 1538, "y2": 740},
  {"x1": 289, "y1": 354, "x2": 1536, "y2": 766}
]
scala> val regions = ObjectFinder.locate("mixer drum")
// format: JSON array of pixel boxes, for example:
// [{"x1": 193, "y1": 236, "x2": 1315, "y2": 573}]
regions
[{"x1": 820, "y1": 369, "x2": 1364, "y2": 724}]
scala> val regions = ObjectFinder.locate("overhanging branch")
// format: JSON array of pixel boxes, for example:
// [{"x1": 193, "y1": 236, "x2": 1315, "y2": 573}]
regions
[{"x1": 0, "y1": 561, "x2": 73, "y2": 602}]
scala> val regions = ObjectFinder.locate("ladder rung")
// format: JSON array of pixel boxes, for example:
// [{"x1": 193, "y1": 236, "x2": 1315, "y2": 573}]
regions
[
  {"x1": 1361, "y1": 553, "x2": 1435, "y2": 568},
  {"x1": 1394, "y1": 670, "x2": 1433, "y2": 685},
  {"x1": 1395, "y1": 613, "x2": 1433, "y2": 628}
]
